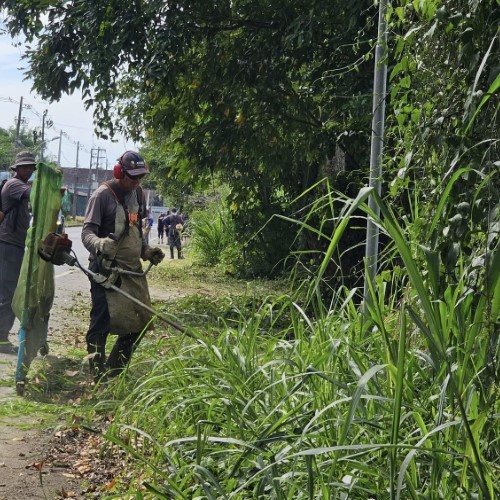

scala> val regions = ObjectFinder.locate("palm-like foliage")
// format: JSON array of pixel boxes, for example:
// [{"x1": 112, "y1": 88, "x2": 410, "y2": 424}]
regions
[
  {"x1": 190, "y1": 202, "x2": 235, "y2": 267},
  {"x1": 94, "y1": 183, "x2": 498, "y2": 498}
]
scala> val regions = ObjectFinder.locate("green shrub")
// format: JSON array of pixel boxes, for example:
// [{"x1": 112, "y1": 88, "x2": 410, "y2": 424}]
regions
[
  {"x1": 190, "y1": 201, "x2": 235, "y2": 267},
  {"x1": 96, "y1": 187, "x2": 498, "y2": 499}
]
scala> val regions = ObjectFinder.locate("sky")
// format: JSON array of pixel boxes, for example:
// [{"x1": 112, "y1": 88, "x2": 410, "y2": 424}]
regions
[{"x1": 0, "y1": 28, "x2": 138, "y2": 173}]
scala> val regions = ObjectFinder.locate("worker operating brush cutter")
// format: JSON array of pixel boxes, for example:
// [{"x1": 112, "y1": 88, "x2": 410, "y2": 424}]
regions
[
  {"x1": 38, "y1": 231, "x2": 189, "y2": 381},
  {"x1": 16, "y1": 150, "x2": 192, "y2": 393},
  {"x1": 74, "y1": 151, "x2": 167, "y2": 382},
  {"x1": 37, "y1": 153, "x2": 197, "y2": 388},
  {"x1": 80, "y1": 151, "x2": 165, "y2": 382}
]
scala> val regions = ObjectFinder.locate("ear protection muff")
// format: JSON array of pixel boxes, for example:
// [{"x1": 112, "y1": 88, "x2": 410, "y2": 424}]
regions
[
  {"x1": 113, "y1": 163, "x2": 124, "y2": 179},
  {"x1": 113, "y1": 152, "x2": 125, "y2": 179}
]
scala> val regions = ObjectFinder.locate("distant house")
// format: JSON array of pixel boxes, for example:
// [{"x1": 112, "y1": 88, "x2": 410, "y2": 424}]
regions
[{"x1": 60, "y1": 167, "x2": 112, "y2": 217}]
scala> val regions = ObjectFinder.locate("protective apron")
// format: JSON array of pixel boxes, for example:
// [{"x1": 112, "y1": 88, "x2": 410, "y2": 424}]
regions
[{"x1": 105, "y1": 200, "x2": 153, "y2": 335}]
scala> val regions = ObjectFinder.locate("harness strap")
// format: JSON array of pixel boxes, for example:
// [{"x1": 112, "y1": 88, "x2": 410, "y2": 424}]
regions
[{"x1": 102, "y1": 181, "x2": 144, "y2": 239}]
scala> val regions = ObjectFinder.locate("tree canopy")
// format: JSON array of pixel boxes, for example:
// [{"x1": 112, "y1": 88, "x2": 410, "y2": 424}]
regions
[
  {"x1": 1, "y1": 0, "x2": 497, "y2": 277},
  {"x1": 386, "y1": 0, "x2": 499, "y2": 286},
  {"x1": 0, "y1": 126, "x2": 37, "y2": 170},
  {"x1": 1, "y1": 0, "x2": 378, "y2": 273}
]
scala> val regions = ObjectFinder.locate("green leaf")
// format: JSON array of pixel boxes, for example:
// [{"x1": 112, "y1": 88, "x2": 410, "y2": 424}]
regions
[
  {"x1": 411, "y1": 108, "x2": 421, "y2": 124},
  {"x1": 399, "y1": 75, "x2": 412, "y2": 89},
  {"x1": 465, "y1": 72, "x2": 500, "y2": 133}
]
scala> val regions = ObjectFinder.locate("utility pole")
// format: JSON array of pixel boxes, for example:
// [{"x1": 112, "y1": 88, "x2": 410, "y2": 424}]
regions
[
  {"x1": 40, "y1": 110, "x2": 48, "y2": 161},
  {"x1": 87, "y1": 151, "x2": 93, "y2": 203},
  {"x1": 93, "y1": 147, "x2": 106, "y2": 183},
  {"x1": 87, "y1": 147, "x2": 106, "y2": 202},
  {"x1": 15, "y1": 96, "x2": 23, "y2": 148},
  {"x1": 362, "y1": 0, "x2": 388, "y2": 317},
  {"x1": 57, "y1": 129, "x2": 63, "y2": 167},
  {"x1": 72, "y1": 141, "x2": 80, "y2": 218},
  {"x1": 96, "y1": 148, "x2": 101, "y2": 185}
]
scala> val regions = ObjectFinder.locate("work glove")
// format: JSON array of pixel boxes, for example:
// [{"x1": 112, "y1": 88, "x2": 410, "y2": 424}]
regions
[
  {"x1": 95, "y1": 236, "x2": 118, "y2": 257},
  {"x1": 143, "y1": 246, "x2": 165, "y2": 265}
]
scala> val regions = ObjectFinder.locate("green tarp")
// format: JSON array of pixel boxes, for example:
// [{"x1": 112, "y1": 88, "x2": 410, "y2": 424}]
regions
[{"x1": 12, "y1": 161, "x2": 62, "y2": 384}]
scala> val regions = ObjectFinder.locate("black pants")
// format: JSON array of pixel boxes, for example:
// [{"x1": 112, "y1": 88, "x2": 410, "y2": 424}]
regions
[
  {"x1": 168, "y1": 231, "x2": 182, "y2": 258},
  {"x1": 87, "y1": 259, "x2": 143, "y2": 380},
  {"x1": 0, "y1": 241, "x2": 24, "y2": 339}
]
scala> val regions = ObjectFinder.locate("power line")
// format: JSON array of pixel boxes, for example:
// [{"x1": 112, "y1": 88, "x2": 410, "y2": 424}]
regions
[{"x1": 1, "y1": 94, "x2": 101, "y2": 164}]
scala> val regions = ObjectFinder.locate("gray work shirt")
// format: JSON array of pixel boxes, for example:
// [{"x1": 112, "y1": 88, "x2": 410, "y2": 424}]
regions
[
  {"x1": 0, "y1": 178, "x2": 31, "y2": 248},
  {"x1": 81, "y1": 182, "x2": 145, "y2": 260}
]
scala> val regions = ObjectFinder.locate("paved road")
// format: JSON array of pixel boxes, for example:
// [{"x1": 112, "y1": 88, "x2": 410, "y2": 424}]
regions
[
  {"x1": 0, "y1": 226, "x2": 173, "y2": 398},
  {"x1": 0, "y1": 227, "x2": 90, "y2": 398},
  {"x1": 54, "y1": 225, "x2": 91, "y2": 294}
]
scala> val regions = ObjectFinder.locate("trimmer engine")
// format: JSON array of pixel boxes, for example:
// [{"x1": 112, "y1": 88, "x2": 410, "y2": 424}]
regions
[{"x1": 38, "y1": 232, "x2": 76, "y2": 266}]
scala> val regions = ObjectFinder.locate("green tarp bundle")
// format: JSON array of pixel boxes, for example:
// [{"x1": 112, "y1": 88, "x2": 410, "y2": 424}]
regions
[{"x1": 12, "y1": 161, "x2": 62, "y2": 384}]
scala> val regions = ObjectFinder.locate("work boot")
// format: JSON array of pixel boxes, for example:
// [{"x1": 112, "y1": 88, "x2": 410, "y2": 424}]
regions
[
  {"x1": 106, "y1": 332, "x2": 141, "y2": 378},
  {"x1": 0, "y1": 342, "x2": 18, "y2": 355},
  {"x1": 178, "y1": 251, "x2": 184, "y2": 259},
  {"x1": 88, "y1": 348, "x2": 106, "y2": 383},
  {"x1": 170, "y1": 248, "x2": 175, "y2": 259}
]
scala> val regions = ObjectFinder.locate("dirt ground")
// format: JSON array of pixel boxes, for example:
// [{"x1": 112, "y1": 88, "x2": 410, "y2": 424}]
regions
[
  {"x1": 0, "y1": 233, "x2": 185, "y2": 499},
  {"x1": 0, "y1": 418, "x2": 84, "y2": 500},
  {"x1": 0, "y1": 296, "x2": 88, "y2": 499}
]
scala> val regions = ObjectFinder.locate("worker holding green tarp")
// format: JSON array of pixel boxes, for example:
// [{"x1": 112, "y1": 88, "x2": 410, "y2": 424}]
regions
[
  {"x1": 11, "y1": 158, "x2": 63, "y2": 393},
  {"x1": 0, "y1": 152, "x2": 37, "y2": 353}
]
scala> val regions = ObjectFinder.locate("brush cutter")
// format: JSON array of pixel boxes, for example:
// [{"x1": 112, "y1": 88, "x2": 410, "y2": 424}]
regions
[{"x1": 38, "y1": 232, "x2": 190, "y2": 336}]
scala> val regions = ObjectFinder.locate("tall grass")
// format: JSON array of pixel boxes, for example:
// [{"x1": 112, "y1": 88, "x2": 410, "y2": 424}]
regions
[
  {"x1": 189, "y1": 200, "x2": 235, "y2": 266},
  {"x1": 95, "y1": 186, "x2": 499, "y2": 499}
]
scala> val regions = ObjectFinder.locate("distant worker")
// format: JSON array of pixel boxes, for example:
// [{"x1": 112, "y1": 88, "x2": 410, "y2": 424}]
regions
[
  {"x1": 165, "y1": 207, "x2": 184, "y2": 259},
  {"x1": 0, "y1": 152, "x2": 36, "y2": 354},
  {"x1": 81, "y1": 151, "x2": 165, "y2": 382},
  {"x1": 142, "y1": 208, "x2": 154, "y2": 244},
  {"x1": 157, "y1": 213, "x2": 165, "y2": 244},
  {"x1": 164, "y1": 210, "x2": 171, "y2": 239}
]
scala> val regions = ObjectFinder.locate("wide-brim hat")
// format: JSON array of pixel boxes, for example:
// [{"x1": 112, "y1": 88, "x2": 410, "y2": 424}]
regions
[{"x1": 10, "y1": 151, "x2": 37, "y2": 171}]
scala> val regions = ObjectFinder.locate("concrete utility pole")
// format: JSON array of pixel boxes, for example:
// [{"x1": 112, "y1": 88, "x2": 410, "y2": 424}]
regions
[
  {"x1": 40, "y1": 110, "x2": 48, "y2": 161},
  {"x1": 15, "y1": 96, "x2": 23, "y2": 148},
  {"x1": 363, "y1": 0, "x2": 388, "y2": 316},
  {"x1": 93, "y1": 147, "x2": 106, "y2": 184},
  {"x1": 72, "y1": 141, "x2": 80, "y2": 218},
  {"x1": 96, "y1": 148, "x2": 101, "y2": 184},
  {"x1": 87, "y1": 151, "x2": 93, "y2": 203},
  {"x1": 87, "y1": 147, "x2": 106, "y2": 202},
  {"x1": 57, "y1": 129, "x2": 63, "y2": 166}
]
